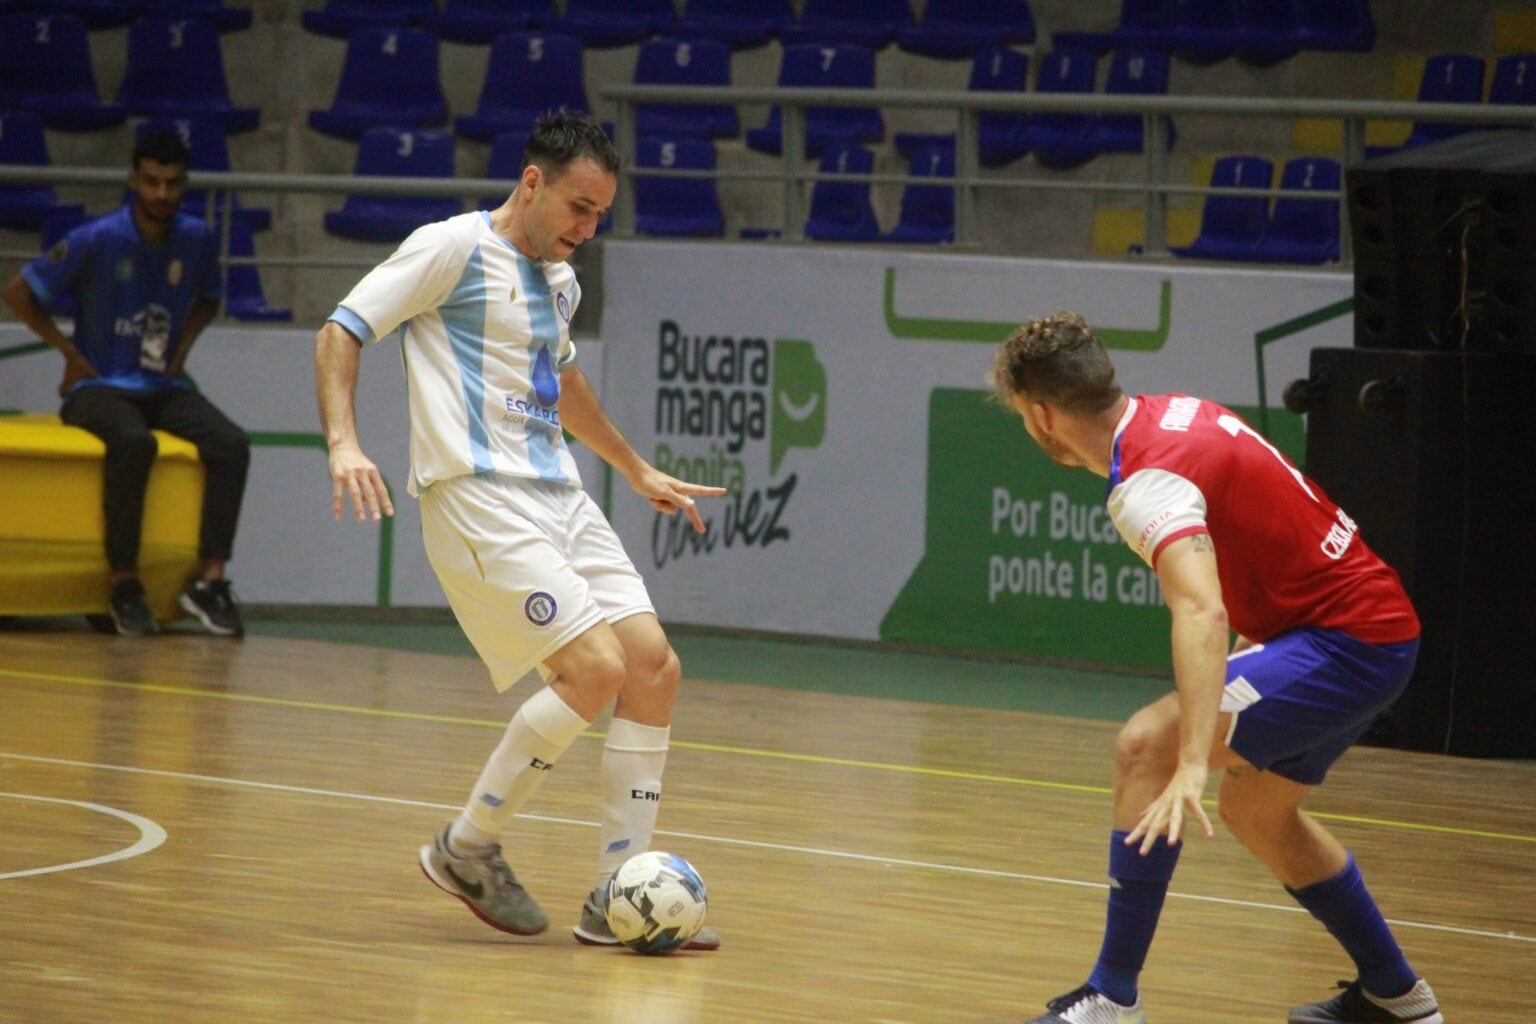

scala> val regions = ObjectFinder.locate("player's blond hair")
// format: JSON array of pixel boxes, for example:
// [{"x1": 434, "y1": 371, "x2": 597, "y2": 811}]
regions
[{"x1": 989, "y1": 311, "x2": 1124, "y2": 414}]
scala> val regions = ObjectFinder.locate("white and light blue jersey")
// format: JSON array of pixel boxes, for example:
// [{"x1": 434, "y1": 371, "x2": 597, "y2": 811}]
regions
[{"x1": 328, "y1": 211, "x2": 582, "y2": 495}]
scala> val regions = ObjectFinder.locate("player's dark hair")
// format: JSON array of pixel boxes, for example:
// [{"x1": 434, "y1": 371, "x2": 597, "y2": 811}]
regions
[
  {"x1": 990, "y1": 311, "x2": 1124, "y2": 415},
  {"x1": 524, "y1": 109, "x2": 620, "y2": 181},
  {"x1": 132, "y1": 130, "x2": 191, "y2": 170}
]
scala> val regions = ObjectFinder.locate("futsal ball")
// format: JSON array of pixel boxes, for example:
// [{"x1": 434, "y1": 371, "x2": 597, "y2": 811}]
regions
[{"x1": 603, "y1": 850, "x2": 708, "y2": 955}]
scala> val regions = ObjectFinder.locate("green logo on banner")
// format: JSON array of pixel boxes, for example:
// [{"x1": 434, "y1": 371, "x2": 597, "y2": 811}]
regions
[{"x1": 770, "y1": 339, "x2": 826, "y2": 473}]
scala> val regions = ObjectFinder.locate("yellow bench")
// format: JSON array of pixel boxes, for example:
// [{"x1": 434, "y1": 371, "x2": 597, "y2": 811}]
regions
[{"x1": 0, "y1": 413, "x2": 204, "y2": 620}]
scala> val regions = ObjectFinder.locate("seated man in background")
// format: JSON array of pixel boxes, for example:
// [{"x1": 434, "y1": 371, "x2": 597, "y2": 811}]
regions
[{"x1": 2, "y1": 130, "x2": 250, "y2": 637}]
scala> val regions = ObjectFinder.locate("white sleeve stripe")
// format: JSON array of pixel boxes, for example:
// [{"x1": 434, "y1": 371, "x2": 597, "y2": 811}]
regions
[{"x1": 1107, "y1": 467, "x2": 1208, "y2": 565}]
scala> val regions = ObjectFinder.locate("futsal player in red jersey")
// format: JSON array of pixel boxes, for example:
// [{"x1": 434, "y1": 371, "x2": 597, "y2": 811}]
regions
[{"x1": 991, "y1": 312, "x2": 1441, "y2": 1024}]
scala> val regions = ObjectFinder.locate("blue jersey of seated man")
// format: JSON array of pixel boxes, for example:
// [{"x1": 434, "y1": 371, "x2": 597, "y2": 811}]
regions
[{"x1": 22, "y1": 205, "x2": 223, "y2": 395}]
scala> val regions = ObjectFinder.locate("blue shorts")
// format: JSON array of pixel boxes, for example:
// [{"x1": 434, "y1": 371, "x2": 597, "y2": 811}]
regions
[{"x1": 1220, "y1": 628, "x2": 1420, "y2": 785}]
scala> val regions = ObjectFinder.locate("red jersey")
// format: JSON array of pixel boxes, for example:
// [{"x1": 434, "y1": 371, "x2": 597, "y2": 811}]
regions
[{"x1": 1106, "y1": 394, "x2": 1419, "y2": 645}]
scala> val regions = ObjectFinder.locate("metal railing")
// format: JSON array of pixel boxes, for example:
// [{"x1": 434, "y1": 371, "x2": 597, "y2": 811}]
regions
[{"x1": 2, "y1": 89, "x2": 1533, "y2": 278}]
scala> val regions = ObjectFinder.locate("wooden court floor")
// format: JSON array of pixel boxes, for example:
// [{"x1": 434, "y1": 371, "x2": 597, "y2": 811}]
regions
[{"x1": 1, "y1": 627, "x2": 1531, "y2": 1024}]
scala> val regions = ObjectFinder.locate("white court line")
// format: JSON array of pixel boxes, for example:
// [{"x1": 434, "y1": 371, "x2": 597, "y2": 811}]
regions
[
  {"x1": 0, "y1": 791, "x2": 167, "y2": 880},
  {"x1": 2, "y1": 751, "x2": 1531, "y2": 945}
]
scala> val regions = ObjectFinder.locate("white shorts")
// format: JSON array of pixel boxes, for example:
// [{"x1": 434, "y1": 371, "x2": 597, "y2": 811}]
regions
[{"x1": 419, "y1": 473, "x2": 653, "y2": 691}]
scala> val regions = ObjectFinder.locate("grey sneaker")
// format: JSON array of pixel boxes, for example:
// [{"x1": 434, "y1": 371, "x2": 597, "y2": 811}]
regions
[
  {"x1": 1289, "y1": 980, "x2": 1443, "y2": 1024},
  {"x1": 418, "y1": 824, "x2": 548, "y2": 935},
  {"x1": 179, "y1": 579, "x2": 243, "y2": 637},
  {"x1": 1022, "y1": 984, "x2": 1147, "y2": 1024},
  {"x1": 572, "y1": 886, "x2": 721, "y2": 951},
  {"x1": 109, "y1": 578, "x2": 159, "y2": 637}
]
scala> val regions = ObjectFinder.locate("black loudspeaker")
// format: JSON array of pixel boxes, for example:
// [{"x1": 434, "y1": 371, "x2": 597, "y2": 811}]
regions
[
  {"x1": 1347, "y1": 131, "x2": 1536, "y2": 353},
  {"x1": 1298, "y1": 347, "x2": 1536, "y2": 757}
]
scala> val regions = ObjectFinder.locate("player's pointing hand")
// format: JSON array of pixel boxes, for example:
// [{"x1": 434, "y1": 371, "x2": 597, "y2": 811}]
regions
[{"x1": 630, "y1": 468, "x2": 727, "y2": 534}]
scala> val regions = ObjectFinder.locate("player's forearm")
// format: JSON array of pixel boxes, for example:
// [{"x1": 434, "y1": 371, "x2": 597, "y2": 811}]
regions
[
  {"x1": 558, "y1": 368, "x2": 647, "y2": 479},
  {"x1": 1169, "y1": 604, "x2": 1229, "y2": 767},
  {"x1": 315, "y1": 322, "x2": 365, "y2": 449},
  {"x1": 170, "y1": 295, "x2": 220, "y2": 374},
  {"x1": 3, "y1": 275, "x2": 78, "y2": 358}
]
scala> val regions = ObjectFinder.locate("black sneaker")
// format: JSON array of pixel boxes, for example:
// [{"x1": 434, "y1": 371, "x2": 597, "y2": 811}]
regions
[
  {"x1": 179, "y1": 579, "x2": 244, "y2": 637},
  {"x1": 109, "y1": 578, "x2": 159, "y2": 637},
  {"x1": 1289, "y1": 979, "x2": 1443, "y2": 1024}
]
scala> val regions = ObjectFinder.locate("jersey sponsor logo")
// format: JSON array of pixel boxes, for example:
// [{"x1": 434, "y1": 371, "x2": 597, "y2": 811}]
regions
[
  {"x1": 524, "y1": 591, "x2": 557, "y2": 626},
  {"x1": 1320, "y1": 507, "x2": 1359, "y2": 560},
  {"x1": 1157, "y1": 395, "x2": 1201, "y2": 432},
  {"x1": 630, "y1": 789, "x2": 661, "y2": 801},
  {"x1": 1137, "y1": 509, "x2": 1174, "y2": 550},
  {"x1": 504, "y1": 394, "x2": 561, "y2": 430}
]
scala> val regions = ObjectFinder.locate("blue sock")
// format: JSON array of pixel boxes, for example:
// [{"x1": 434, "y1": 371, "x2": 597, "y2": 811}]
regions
[
  {"x1": 1287, "y1": 854, "x2": 1417, "y2": 998},
  {"x1": 1086, "y1": 830, "x2": 1181, "y2": 1007}
]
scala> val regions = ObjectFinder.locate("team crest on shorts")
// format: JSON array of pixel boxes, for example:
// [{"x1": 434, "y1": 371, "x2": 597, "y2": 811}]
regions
[{"x1": 524, "y1": 591, "x2": 558, "y2": 626}]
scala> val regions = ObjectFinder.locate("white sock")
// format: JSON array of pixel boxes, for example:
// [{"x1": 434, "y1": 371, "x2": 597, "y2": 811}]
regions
[
  {"x1": 593, "y1": 718, "x2": 671, "y2": 890},
  {"x1": 450, "y1": 686, "x2": 590, "y2": 852}
]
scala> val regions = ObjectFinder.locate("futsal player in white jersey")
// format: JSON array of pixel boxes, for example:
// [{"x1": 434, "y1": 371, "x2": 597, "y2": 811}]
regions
[
  {"x1": 314, "y1": 111, "x2": 726, "y2": 949},
  {"x1": 991, "y1": 313, "x2": 1440, "y2": 1024}
]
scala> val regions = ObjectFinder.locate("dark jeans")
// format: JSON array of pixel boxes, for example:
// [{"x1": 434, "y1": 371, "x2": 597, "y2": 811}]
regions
[{"x1": 60, "y1": 385, "x2": 250, "y2": 573}]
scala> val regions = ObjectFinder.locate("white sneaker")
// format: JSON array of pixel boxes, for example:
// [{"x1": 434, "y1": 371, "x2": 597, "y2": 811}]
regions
[
  {"x1": 1288, "y1": 979, "x2": 1443, "y2": 1024},
  {"x1": 1022, "y1": 984, "x2": 1147, "y2": 1024}
]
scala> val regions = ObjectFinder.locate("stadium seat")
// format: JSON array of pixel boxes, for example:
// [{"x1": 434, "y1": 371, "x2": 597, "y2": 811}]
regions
[
  {"x1": 323, "y1": 128, "x2": 461, "y2": 242},
  {"x1": 804, "y1": 142, "x2": 880, "y2": 242},
  {"x1": 1490, "y1": 52, "x2": 1536, "y2": 107},
  {"x1": 135, "y1": 118, "x2": 271, "y2": 232},
  {"x1": 155, "y1": 0, "x2": 253, "y2": 32},
  {"x1": 117, "y1": 17, "x2": 260, "y2": 134},
  {"x1": 1110, "y1": 0, "x2": 1169, "y2": 50},
  {"x1": 895, "y1": 47, "x2": 1030, "y2": 167},
  {"x1": 1256, "y1": 156, "x2": 1339, "y2": 264},
  {"x1": 479, "y1": 130, "x2": 530, "y2": 209},
  {"x1": 0, "y1": 13, "x2": 127, "y2": 131},
  {"x1": 1401, "y1": 53, "x2": 1487, "y2": 150},
  {"x1": 1095, "y1": 48, "x2": 1175, "y2": 154},
  {"x1": 1172, "y1": 154, "x2": 1273, "y2": 261},
  {"x1": 778, "y1": 0, "x2": 912, "y2": 50},
  {"x1": 884, "y1": 143, "x2": 955, "y2": 244},
  {"x1": 633, "y1": 136, "x2": 724, "y2": 237},
  {"x1": 426, "y1": 0, "x2": 552, "y2": 44},
  {"x1": 455, "y1": 32, "x2": 591, "y2": 142},
  {"x1": 675, "y1": 0, "x2": 793, "y2": 50},
  {"x1": 634, "y1": 38, "x2": 738, "y2": 140},
  {"x1": 1234, "y1": 0, "x2": 1299, "y2": 66},
  {"x1": 1023, "y1": 48, "x2": 1099, "y2": 169},
  {"x1": 302, "y1": 0, "x2": 435, "y2": 39},
  {"x1": 1167, "y1": 0, "x2": 1237, "y2": 65},
  {"x1": 557, "y1": 0, "x2": 674, "y2": 48},
  {"x1": 745, "y1": 43, "x2": 883, "y2": 157},
  {"x1": 896, "y1": 0, "x2": 1036, "y2": 60},
  {"x1": 224, "y1": 221, "x2": 292, "y2": 322},
  {"x1": 309, "y1": 27, "x2": 447, "y2": 140},
  {"x1": 33, "y1": 0, "x2": 141, "y2": 30},
  {"x1": 1295, "y1": 0, "x2": 1373, "y2": 52},
  {"x1": 0, "y1": 111, "x2": 59, "y2": 231}
]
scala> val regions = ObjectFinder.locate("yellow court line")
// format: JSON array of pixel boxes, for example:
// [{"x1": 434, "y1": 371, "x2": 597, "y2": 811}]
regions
[{"x1": 3, "y1": 667, "x2": 1532, "y2": 844}]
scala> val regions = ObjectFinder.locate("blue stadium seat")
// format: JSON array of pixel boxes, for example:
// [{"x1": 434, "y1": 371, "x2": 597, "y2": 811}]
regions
[
  {"x1": 745, "y1": 43, "x2": 883, "y2": 157},
  {"x1": 302, "y1": 0, "x2": 435, "y2": 39},
  {"x1": 323, "y1": 127, "x2": 461, "y2": 242},
  {"x1": 1110, "y1": 0, "x2": 1169, "y2": 50},
  {"x1": 557, "y1": 0, "x2": 673, "y2": 48},
  {"x1": 804, "y1": 142, "x2": 880, "y2": 242},
  {"x1": 634, "y1": 136, "x2": 724, "y2": 237},
  {"x1": 136, "y1": 117, "x2": 271, "y2": 232},
  {"x1": 884, "y1": 143, "x2": 955, "y2": 244},
  {"x1": 1256, "y1": 156, "x2": 1339, "y2": 264},
  {"x1": 156, "y1": 0, "x2": 253, "y2": 32},
  {"x1": 0, "y1": 13, "x2": 127, "y2": 131},
  {"x1": 309, "y1": 27, "x2": 447, "y2": 140},
  {"x1": 1167, "y1": 0, "x2": 1237, "y2": 65},
  {"x1": 454, "y1": 32, "x2": 590, "y2": 143},
  {"x1": 1401, "y1": 53, "x2": 1486, "y2": 150},
  {"x1": 634, "y1": 38, "x2": 738, "y2": 140},
  {"x1": 224, "y1": 221, "x2": 292, "y2": 322},
  {"x1": 896, "y1": 0, "x2": 1035, "y2": 59},
  {"x1": 1234, "y1": 0, "x2": 1298, "y2": 66},
  {"x1": 675, "y1": 0, "x2": 793, "y2": 50},
  {"x1": 1172, "y1": 154, "x2": 1273, "y2": 261},
  {"x1": 0, "y1": 111, "x2": 59, "y2": 231},
  {"x1": 426, "y1": 0, "x2": 552, "y2": 44},
  {"x1": 1095, "y1": 48, "x2": 1175, "y2": 154},
  {"x1": 33, "y1": 0, "x2": 141, "y2": 30},
  {"x1": 893, "y1": 47, "x2": 1029, "y2": 167},
  {"x1": 778, "y1": 0, "x2": 912, "y2": 50},
  {"x1": 1490, "y1": 52, "x2": 1536, "y2": 108},
  {"x1": 117, "y1": 16, "x2": 259, "y2": 134},
  {"x1": 1295, "y1": 0, "x2": 1373, "y2": 52},
  {"x1": 479, "y1": 130, "x2": 530, "y2": 209},
  {"x1": 1023, "y1": 48, "x2": 1099, "y2": 169}
]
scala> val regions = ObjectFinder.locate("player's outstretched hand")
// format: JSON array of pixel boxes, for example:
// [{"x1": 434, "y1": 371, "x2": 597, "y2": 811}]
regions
[
  {"x1": 329, "y1": 441, "x2": 394, "y2": 522},
  {"x1": 629, "y1": 467, "x2": 727, "y2": 534},
  {"x1": 1126, "y1": 761, "x2": 1213, "y2": 853}
]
